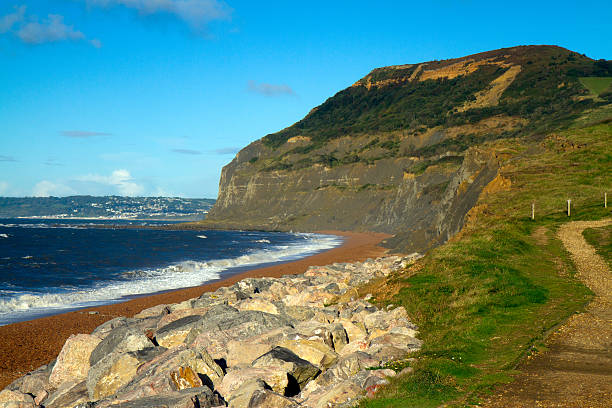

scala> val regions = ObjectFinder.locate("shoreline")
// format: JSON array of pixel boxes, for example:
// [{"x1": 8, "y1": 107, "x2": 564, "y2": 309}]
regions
[{"x1": 0, "y1": 230, "x2": 390, "y2": 389}]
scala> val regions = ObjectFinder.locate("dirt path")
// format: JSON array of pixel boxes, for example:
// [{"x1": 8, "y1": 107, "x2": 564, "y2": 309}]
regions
[{"x1": 482, "y1": 219, "x2": 612, "y2": 408}]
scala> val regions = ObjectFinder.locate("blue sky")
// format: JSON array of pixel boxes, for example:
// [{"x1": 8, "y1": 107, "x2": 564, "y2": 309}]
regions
[{"x1": 0, "y1": 1, "x2": 610, "y2": 198}]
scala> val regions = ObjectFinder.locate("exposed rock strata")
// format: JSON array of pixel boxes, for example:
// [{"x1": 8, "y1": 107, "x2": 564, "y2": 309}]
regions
[{"x1": 2, "y1": 255, "x2": 421, "y2": 408}]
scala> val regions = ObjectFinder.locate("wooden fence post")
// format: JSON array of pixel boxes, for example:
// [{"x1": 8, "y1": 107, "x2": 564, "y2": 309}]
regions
[
  {"x1": 567, "y1": 199, "x2": 571, "y2": 217},
  {"x1": 531, "y1": 202, "x2": 535, "y2": 220},
  {"x1": 605, "y1": 192, "x2": 608, "y2": 209}
]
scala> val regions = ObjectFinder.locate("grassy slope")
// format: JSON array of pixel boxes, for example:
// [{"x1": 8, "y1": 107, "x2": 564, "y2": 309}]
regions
[
  {"x1": 579, "y1": 77, "x2": 612, "y2": 95},
  {"x1": 583, "y1": 225, "x2": 612, "y2": 268},
  {"x1": 359, "y1": 107, "x2": 612, "y2": 407}
]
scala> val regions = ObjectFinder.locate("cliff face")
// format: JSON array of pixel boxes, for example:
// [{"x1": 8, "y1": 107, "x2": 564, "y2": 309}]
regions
[{"x1": 206, "y1": 45, "x2": 612, "y2": 252}]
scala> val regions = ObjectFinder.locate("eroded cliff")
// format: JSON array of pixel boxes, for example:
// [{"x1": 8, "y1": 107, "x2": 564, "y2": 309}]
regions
[{"x1": 204, "y1": 45, "x2": 612, "y2": 252}]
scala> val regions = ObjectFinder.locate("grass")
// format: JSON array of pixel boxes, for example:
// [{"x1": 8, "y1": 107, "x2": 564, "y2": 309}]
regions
[
  {"x1": 583, "y1": 225, "x2": 612, "y2": 269},
  {"x1": 579, "y1": 77, "x2": 612, "y2": 96},
  {"x1": 360, "y1": 109, "x2": 612, "y2": 407}
]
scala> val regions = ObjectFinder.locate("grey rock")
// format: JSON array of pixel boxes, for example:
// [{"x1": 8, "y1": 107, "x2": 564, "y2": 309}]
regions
[
  {"x1": 104, "y1": 386, "x2": 223, "y2": 408},
  {"x1": 45, "y1": 380, "x2": 88, "y2": 408},
  {"x1": 252, "y1": 346, "x2": 320, "y2": 390},
  {"x1": 90, "y1": 326, "x2": 152, "y2": 367}
]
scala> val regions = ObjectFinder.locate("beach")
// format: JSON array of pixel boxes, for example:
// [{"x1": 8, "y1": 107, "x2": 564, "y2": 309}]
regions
[{"x1": 0, "y1": 230, "x2": 389, "y2": 389}]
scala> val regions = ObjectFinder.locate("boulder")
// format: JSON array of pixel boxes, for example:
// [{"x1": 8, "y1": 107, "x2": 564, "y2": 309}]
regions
[
  {"x1": 336, "y1": 319, "x2": 367, "y2": 343},
  {"x1": 329, "y1": 323, "x2": 349, "y2": 352},
  {"x1": 278, "y1": 339, "x2": 338, "y2": 369},
  {"x1": 236, "y1": 298, "x2": 279, "y2": 315},
  {"x1": 88, "y1": 352, "x2": 142, "y2": 400},
  {"x1": 252, "y1": 347, "x2": 320, "y2": 390},
  {"x1": 91, "y1": 317, "x2": 134, "y2": 339},
  {"x1": 169, "y1": 366, "x2": 203, "y2": 390},
  {"x1": 219, "y1": 379, "x2": 266, "y2": 408},
  {"x1": 90, "y1": 327, "x2": 151, "y2": 367},
  {"x1": 49, "y1": 334, "x2": 101, "y2": 387},
  {"x1": 96, "y1": 386, "x2": 223, "y2": 408},
  {"x1": 132, "y1": 303, "x2": 170, "y2": 319},
  {"x1": 218, "y1": 368, "x2": 288, "y2": 397},
  {"x1": 0, "y1": 390, "x2": 34, "y2": 408},
  {"x1": 226, "y1": 326, "x2": 294, "y2": 368},
  {"x1": 44, "y1": 380, "x2": 88, "y2": 408},
  {"x1": 155, "y1": 315, "x2": 203, "y2": 349},
  {"x1": 369, "y1": 333, "x2": 422, "y2": 352},
  {"x1": 156, "y1": 307, "x2": 210, "y2": 329},
  {"x1": 10, "y1": 367, "x2": 50, "y2": 396},
  {"x1": 112, "y1": 346, "x2": 223, "y2": 401},
  {"x1": 304, "y1": 380, "x2": 362, "y2": 408},
  {"x1": 247, "y1": 389, "x2": 298, "y2": 407}
]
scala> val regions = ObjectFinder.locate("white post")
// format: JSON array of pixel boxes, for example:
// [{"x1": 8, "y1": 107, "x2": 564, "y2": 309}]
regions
[
  {"x1": 605, "y1": 193, "x2": 608, "y2": 208},
  {"x1": 531, "y1": 203, "x2": 535, "y2": 220},
  {"x1": 567, "y1": 199, "x2": 571, "y2": 217}
]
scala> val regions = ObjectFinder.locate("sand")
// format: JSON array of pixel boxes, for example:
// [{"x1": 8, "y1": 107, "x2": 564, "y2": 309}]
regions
[{"x1": 0, "y1": 230, "x2": 389, "y2": 389}]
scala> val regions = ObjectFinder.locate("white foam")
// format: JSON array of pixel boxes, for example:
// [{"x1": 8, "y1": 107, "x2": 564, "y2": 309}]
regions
[
  {"x1": 197, "y1": 235, "x2": 207, "y2": 239},
  {"x1": 0, "y1": 234, "x2": 8, "y2": 238},
  {"x1": 254, "y1": 239, "x2": 271, "y2": 243},
  {"x1": 0, "y1": 233, "x2": 342, "y2": 325}
]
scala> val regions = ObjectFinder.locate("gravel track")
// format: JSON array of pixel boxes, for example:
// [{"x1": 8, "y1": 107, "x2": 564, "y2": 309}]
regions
[{"x1": 482, "y1": 219, "x2": 612, "y2": 408}]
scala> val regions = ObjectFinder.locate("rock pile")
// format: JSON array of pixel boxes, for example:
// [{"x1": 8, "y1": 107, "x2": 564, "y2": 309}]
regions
[{"x1": 2, "y1": 255, "x2": 422, "y2": 408}]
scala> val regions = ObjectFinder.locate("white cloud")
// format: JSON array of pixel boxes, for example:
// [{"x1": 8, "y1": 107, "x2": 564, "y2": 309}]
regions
[
  {"x1": 78, "y1": 169, "x2": 144, "y2": 196},
  {"x1": 33, "y1": 180, "x2": 76, "y2": 197},
  {"x1": 61, "y1": 130, "x2": 111, "y2": 138},
  {"x1": 248, "y1": 81, "x2": 295, "y2": 97},
  {"x1": 86, "y1": 0, "x2": 231, "y2": 28},
  {"x1": 172, "y1": 148, "x2": 202, "y2": 155},
  {"x1": 0, "y1": 8, "x2": 98, "y2": 47},
  {"x1": 0, "y1": 5, "x2": 25, "y2": 33},
  {"x1": 17, "y1": 14, "x2": 85, "y2": 44}
]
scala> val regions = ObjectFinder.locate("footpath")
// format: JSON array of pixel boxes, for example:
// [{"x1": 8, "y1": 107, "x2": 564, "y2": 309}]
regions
[{"x1": 483, "y1": 219, "x2": 612, "y2": 407}]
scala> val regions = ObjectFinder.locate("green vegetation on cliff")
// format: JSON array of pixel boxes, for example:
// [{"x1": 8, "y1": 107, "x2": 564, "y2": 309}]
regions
[
  {"x1": 262, "y1": 46, "x2": 612, "y2": 150},
  {"x1": 359, "y1": 108, "x2": 612, "y2": 407}
]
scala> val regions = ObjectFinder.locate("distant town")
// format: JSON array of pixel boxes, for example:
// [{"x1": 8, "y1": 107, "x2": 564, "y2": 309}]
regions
[{"x1": 0, "y1": 196, "x2": 216, "y2": 220}]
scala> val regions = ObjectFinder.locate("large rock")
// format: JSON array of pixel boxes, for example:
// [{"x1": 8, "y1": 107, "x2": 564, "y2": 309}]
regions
[
  {"x1": 44, "y1": 380, "x2": 88, "y2": 408},
  {"x1": 0, "y1": 390, "x2": 34, "y2": 408},
  {"x1": 111, "y1": 346, "x2": 223, "y2": 401},
  {"x1": 301, "y1": 380, "x2": 362, "y2": 408},
  {"x1": 279, "y1": 339, "x2": 338, "y2": 369},
  {"x1": 154, "y1": 315, "x2": 203, "y2": 349},
  {"x1": 226, "y1": 326, "x2": 294, "y2": 368},
  {"x1": 236, "y1": 298, "x2": 279, "y2": 315},
  {"x1": 252, "y1": 347, "x2": 320, "y2": 391},
  {"x1": 219, "y1": 379, "x2": 266, "y2": 408},
  {"x1": 247, "y1": 389, "x2": 298, "y2": 408},
  {"x1": 218, "y1": 369, "x2": 288, "y2": 398},
  {"x1": 95, "y1": 386, "x2": 223, "y2": 408},
  {"x1": 90, "y1": 327, "x2": 152, "y2": 367},
  {"x1": 49, "y1": 334, "x2": 101, "y2": 387}
]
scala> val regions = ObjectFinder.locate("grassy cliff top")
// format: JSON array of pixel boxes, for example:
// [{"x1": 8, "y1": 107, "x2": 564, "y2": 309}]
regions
[{"x1": 262, "y1": 46, "x2": 612, "y2": 150}]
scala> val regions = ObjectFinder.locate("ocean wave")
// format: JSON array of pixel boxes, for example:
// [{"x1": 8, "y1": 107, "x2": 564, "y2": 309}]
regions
[
  {"x1": 254, "y1": 239, "x2": 271, "y2": 243},
  {"x1": 0, "y1": 233, "x2": 342, "y2": 322},
  {"x1": 0, "y1": 234, "x2": 8, "y2": 238},
  {"x1": 197, "y1": 235, "x2": 207, "y2": 239}
]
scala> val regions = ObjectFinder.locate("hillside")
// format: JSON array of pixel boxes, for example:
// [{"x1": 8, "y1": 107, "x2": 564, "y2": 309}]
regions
[
  {"x1": 204, "y1": 45, "x2": 612, "y2": 252},
  {"x1": 360, "y1": 105, "x2": 612, "y2": 407}
]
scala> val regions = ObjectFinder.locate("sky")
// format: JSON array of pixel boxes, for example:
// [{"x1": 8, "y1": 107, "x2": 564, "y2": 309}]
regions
[{"x1": 0, "y1": 1, "x2": 610, "y2": 199}]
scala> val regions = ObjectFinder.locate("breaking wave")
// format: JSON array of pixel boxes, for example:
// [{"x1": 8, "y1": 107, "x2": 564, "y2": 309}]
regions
[{"x1": 0, "y1": 233, "x2": 342, "y2": 325}]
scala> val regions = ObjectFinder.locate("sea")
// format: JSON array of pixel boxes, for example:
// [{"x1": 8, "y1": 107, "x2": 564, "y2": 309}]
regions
[{"x1": 0, "y1": 218, "x2": 343, "y2": 326}]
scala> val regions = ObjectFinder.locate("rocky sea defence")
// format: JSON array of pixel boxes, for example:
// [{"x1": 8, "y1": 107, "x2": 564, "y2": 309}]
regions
[{"x1": 1, "y1": 255, "x2": 422, "y2": 408}]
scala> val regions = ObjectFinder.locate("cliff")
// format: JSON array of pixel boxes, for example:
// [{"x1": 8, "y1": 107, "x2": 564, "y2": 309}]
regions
[{"x1": 204, "y1": 45, "x2": 612, "y2": 252}]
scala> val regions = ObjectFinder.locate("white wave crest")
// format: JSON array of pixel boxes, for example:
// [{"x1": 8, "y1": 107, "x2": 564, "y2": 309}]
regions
[
  {"x1": 0, "y1": 233, "x2": 342, "y2": 324},
  {"x1": 197, "y1": 235, "x2": 207, "y2": 239},
  {"x1": 0, "y1": 234, "x2": 8, "y2": 238},
  {"x1": 254, "y1": 239, "x2": 271, "y2": 243}
]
